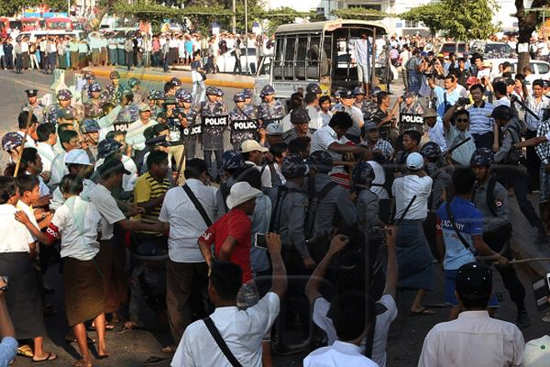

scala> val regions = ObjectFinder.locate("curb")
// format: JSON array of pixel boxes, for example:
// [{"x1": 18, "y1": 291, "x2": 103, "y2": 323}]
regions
[{"x1": 85, "y1": 67, "x2": 255, "y2": 89}]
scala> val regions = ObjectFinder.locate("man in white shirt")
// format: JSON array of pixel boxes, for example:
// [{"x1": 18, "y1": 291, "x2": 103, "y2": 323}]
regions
[
  {"x1": 311, "y1": 112, "x2": 367, "y2": 175},
  {"x1": 171, "y1": 233, "x2": 287, "y2": 367},
  {"x1": 418, "y1": 262, "x2": 524, "y2": 367},
  {"x1": 353, "y1": 32, "x2": 371, "y2": 94},
  {"x1": 17, "y1": 110, "x2": 38, "y2": 148},
  {"x1": 306, "y1": 229, "x2": 398, "y2": 367},
  {"x1": 36, "y1": 123, "x2": 57, "y2": 177},
  {"x1": 159, "y1": 159, "x2": 217, "y2": 349}
]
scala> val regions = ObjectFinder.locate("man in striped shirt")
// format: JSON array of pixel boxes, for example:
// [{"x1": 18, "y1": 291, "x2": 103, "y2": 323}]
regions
[
  {"x1": 467, "y1": 84, "x2": 496, "y2": 150},
  {"x1": 133, "y1": 150, "x2": 171, "y2": 253}
]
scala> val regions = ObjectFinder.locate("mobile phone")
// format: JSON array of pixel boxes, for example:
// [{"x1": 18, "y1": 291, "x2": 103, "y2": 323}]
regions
[{"x1": 255, "y1": 233, "x2": 267, "y2": 249}]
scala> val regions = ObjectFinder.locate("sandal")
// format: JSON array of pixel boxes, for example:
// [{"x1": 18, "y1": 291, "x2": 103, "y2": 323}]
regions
[
  {"x1": 17, "y1": 344, "x2": 33, "y2": 358},
  {"x1": 32, "y1": 352, "x2": 57, "y2": 363}
]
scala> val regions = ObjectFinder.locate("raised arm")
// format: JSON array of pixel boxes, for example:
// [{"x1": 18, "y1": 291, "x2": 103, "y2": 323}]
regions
[{"x1": 266, "y1": 233, "x2": 287, "y2": 298}]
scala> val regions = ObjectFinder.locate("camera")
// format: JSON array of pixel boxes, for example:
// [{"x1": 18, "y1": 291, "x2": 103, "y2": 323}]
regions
[{"x1": 456, "y1": 97, "x2": 470, "y2": 106}]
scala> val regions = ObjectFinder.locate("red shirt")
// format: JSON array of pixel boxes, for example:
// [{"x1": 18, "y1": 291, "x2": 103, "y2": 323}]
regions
[{"x1": 199, "y1": 208, "x2": 252, "y2": 283}]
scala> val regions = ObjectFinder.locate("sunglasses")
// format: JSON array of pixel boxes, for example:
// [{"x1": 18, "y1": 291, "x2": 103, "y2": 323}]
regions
[{"x1": 456, "y1": 118, "x2": 469, "y2": 123}]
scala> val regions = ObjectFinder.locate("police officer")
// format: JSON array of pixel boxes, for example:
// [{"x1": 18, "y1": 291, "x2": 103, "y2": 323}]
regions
[
  {"x1": 470, "y1": 148, "x2": 530, "y2": 328},
  {"x1": 199, "y1": 86, "x2": 228, "y2": 179},
  {"x1": 275, "y1": 154, "x2": 315, "y2": 269},
  {"x1": 81, "y1": 72, "x2": 96, "y2": 103},
  {"x1": 332, "y1": 88, "x2": 364, "y2": 143},
  {"x1": 22, "y1": 89, "x2": 45, "y2": 123},
  {"x1": 229, "y1": 92, "x2": 258, "y2": 151},
  {"x1": 80, "y1": 119, "x2": 101, "y2": 163},
  {"x1": 174, "y1": 92, "x2": 199, "y2": 160},
  {"x1": 352, "y1": 86, "x2": 369, "y2": 116},
  {"x1": 492, "y1": 105, "x2": 548, "y2": 243},
  {"x1": 308, "y1": 150, "x2": 357, "y2": 241},
  {"x1": 84, "y1": 82, "x2": 105, "y2": 119},
  {"x1": 148, "y1": 89, "x2": 165, "y2": 118},
  {"x1": 105, "y1": 70, "x2": 122, "y2": 105},
  {"x1": 257, "y1": 85, "x2": 284, "y2": 128},
  {"x1": 44, "y1": 89, "x2": 75, "y2": 126},
  {"x1": 351, "y1": 161, "x2": 380, "y2": 233},
  {"x1": 242, "y1": 88, "x2": 254, "y2": 107},
  {"x1": 128, "y1": 77, "x2": 145, "y2": 104},
  {"x1": 282, "y1": 107, "x2": 314, "y2": 145},
  {"x1": 306, "y1": 83, "x2": 322, "y2": 100},
  {"x1": 114, "y1": 89, "x2": 139, "y2": 132}
]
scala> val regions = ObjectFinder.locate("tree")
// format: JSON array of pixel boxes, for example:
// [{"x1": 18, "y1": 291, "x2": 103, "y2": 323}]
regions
[
  {"x1": 400, "y1": 3, "x2": 446, "y2": 36},
  {"x1": 515, "y1": 0, "x2": 550, "y2": 74},
  {"x1": 331, "y1": 8, "x2": 389, "y2": 21},
  {"x1": 401, "y1": 0, "x2": 499, "y2": 41}
]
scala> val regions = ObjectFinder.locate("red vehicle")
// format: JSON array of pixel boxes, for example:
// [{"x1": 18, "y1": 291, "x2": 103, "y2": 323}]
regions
[
  {"x1": 45, "y1": 17, "x2": 73, "y2": 31},
  {"x1": 21, "y1": 17, "x2": 41, "y2": 31}
]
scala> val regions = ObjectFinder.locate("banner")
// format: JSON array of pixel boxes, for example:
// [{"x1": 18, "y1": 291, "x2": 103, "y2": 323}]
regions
[
  {"x1": 400, "y1": 113, "x2": 424, "y2": 125},
  {"x1": 202, "y1": 115, "x2": 228, "y2": 127},
  {"x1": 230, "y1": 119, "x2": 258, "y2": 133}
]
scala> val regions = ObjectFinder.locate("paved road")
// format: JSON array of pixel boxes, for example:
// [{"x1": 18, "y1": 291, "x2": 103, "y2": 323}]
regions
[{"x1": 2, "y1": 69, "x2": 550, "y2": 367}]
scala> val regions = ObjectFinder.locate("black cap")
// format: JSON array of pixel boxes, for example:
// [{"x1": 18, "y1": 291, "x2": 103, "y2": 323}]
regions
[
  {"x1": 98, "y1": 158, "x2": 131, "y2": 178},
  {"x1": 490, "y1": 105, "x2": 512, "y2": 121},
  {"x1": 25, "y1": 89, "x2": 38, "y2": 97},
  {"x1": 290, "y1": 107, "x2": 311, "y2": 124},
  {"x1": 456, "y1": 262, "x2": 492, "y2": 300}
]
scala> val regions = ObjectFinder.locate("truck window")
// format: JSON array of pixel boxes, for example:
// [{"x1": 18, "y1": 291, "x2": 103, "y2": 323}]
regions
[
  {"x1": 284, "y1": 36, "x2": 296, "y2": 80},
  {"x1": 307, "y1": 35, "x2": 321, "y2": 79},
  {"x1": 296, "y1": 36, "x2": 308, "y2": 80}
]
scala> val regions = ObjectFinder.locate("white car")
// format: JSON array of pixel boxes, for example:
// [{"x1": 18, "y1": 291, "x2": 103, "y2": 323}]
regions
[
  {"x1": 487, "y1": 58, "x2": 550, "y2": 80},
  {"x1": 216, "y1": 47, "x2": 258, "y2": 74}
]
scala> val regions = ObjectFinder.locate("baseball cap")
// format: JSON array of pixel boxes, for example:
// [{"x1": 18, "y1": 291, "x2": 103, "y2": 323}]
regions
[
  {"x1": 138, "y1": 103, "x2": 151, "y2": 112},
  {"x1": 364, "y1": 121, "x2": 378, "y2": 131},
  {"x1": 97, "y1": 158, "x2": 131, "y2": 178},
  {"x1": 406, "y1": 152, "x2": 424, "y2": 171},
  {"x1": 65, "y1": 149, "x2": 92, "y2": 166},
  {"x1": 241, "y1": 140, "x2": 268, "y2": 153},
  {"x1": 422, "y1": 108, "x2": 438, "y2": 119},
  {"x1": 266, "y1": 123, "x2": 283, "y2": 136}
]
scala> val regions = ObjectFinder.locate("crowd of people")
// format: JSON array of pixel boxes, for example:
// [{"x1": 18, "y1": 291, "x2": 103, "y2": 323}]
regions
[
  {"x1": 2, "y1": 34, "x2": 550, "y2": 365},
  {"x1": 0, "y1": 30, "x2": 274, "y2": 74}
]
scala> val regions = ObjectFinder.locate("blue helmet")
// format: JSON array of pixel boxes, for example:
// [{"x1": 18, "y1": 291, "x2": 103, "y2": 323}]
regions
[
  {"x1": 233, "y1": 93, "x2": 246, "y2": 103},
  {"x1": 216, "y1": 88, "x2": 224, "y2": 97},
  {"x1": 128, "y1": 77, "x2": 140, "y2": 88},
  {"x1": 222, "y1": 150, "x2": 245, "y2": 172},
  {"x1": 81, "y1": 119, "x2": 100, "y2": 133},
  {"x1": 260, "y1": 85, "x2": 275, "y2": 98},
  {"x1": 57, "y1": 88, "x2": 72, "y2": 101},
  {"x1": 351, "y1": 161, "x2": 375, "y2": 188},
  {"x1": 420, "y1": 142, "x2": 442, "y2": 161},
  {"x1": 306, "y1": 83, "x2": 322, "y2": 95},
  {"x1": 308, "y1": 150, "x2": 333, "y2": 174},
  {"x1": 242, "y1": 88, "x2": 253, "y2": 99},
  {"x1": 470, "y1": 148, "x2": 494, "y2": 167},
  {"x1": 353, "y1": 86, "x2": 366, "y2": 96},
  {"x1": 89, "y1": 82, "x2": 102, "y2": 93},
  {"x1": 282, "y1": 154, "x2": 308, "y2": 179},
  {"x1": 175, "y1": 88, "x2": 190, "y2": 101},
  {"x1": 206, "y1": 86, "x2": 218, "y2": 96},
  {"x1": 170, "y1": 77, "x2": 182, "y2": 87},
  {"x1": 2, "y1": 132, "x2": 23, "y2": 152},
  {"x1": 97, "y1": 138, "x2": 122, "y2": 159},
  {"x1": 149, "y1": 89, "x2": 165, "y2": 100}
]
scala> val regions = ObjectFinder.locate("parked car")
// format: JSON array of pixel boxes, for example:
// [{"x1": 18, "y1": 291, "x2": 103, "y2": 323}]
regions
[
  {"x1": 439, "y1": 42, "x2": 467, "y2": 57},
  {"x1": 487, "y1": 58, "x2": 550, "y2": 80},
  {"x1": 217, "y1": 47, "x2": 258, "y2": 74},
  {"x1": 470, "y1": 41, "x2": 515, "y2": 59}
]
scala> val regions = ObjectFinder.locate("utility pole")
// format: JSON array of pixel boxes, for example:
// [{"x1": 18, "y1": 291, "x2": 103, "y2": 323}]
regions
[
  {"x1": 232, "y1": 0, "x2": 236, "y2": 34},
  {"x1": 245, "y1": 0, "x2": 248, "y2": 74}
]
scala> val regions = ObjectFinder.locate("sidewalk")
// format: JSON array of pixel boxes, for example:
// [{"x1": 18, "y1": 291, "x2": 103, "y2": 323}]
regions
[{"x1": 83, "y1": 65, "x2": 255, "y2": 89}]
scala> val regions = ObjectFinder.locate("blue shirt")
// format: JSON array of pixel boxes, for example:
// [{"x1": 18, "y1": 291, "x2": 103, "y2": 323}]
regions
[
  {"x1": 436, "y1": 197, "x2": 481, "y2": 270},
  {"x1": 433, "y1": 86, "x2": 461, "y2": 119}
]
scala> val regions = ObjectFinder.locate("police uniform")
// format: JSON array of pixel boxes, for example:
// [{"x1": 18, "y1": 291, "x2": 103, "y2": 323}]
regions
[
  {"x1": 22, "y1": 89, "x2": 45, "y2": 123},
  {"x1": 105, "y1": 72, "x2": 122, "y2": 105},
  {"x1": 44, "y1": 89, "x2": 75, "y2": 126},
  {"x1": 199, "y1": 87, "x2": 228, "y2": 178},
  {"x1": 229, "y1": 93, "x2": 258, "y2": 151},
  {"x1": 281, "y1": 107, "x2": 314, "y2": 145},
  {"x1": 257, "y1": 85, "x2": 284, "y2": 128}
]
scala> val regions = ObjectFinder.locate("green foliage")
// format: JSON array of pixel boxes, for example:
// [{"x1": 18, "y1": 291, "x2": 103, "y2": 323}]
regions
[
  {"x1": 401, "y1": 0, "x2": 500, "y2": 40},
  {"x1": 331, "y1": 7, "x2": 390, "y2": 20}
]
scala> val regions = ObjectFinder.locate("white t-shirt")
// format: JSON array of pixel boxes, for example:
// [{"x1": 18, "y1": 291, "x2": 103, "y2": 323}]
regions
[
  {"x1": 304, "y1": 340, "x2": 379, "y2": 367},
  {"x1": 50, "y1": 151, "x2": 68, "y2": 187},
  {"x1": 312, "y1": 294, "x2": 397, "y2": 367},
  {"x1": 159, "y1": 179, "x2": 217, "y2": 263},
  {"x1": 36, "y1": 142, "x2": 56, "y2": 172},
  {"x1": 125, "y1": 119, "x2": 158, "y2": 151},
  {"x1": 16, "y1": 201, "x2": 40, "y2": 241},
  {"x1": 368, "y1": 160, "x2": 388, "y2": 200},
  {"x1": 172, "y1": 292, "x2": 280, "y2": 367},
  {"x1": 88, "y1": 183, "x2": 126, "y2": 240},
  {"x1": 0, "y1": 204, "x2": 34, "y2": 253},
  {"x1": 311, "y1": 125, "x2": 349, "y2": 174},
  {"x1": 51, "y1": 196, "x2": 102, "y2": 261},
  {"x1": 392, "y1": 175, "x2": 433, "y2": 221}
]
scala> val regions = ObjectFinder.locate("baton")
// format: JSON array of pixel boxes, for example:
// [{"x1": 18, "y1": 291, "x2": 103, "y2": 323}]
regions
[{"x1": 511, "y1": 95, "x2": 540, "y2": 120}]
